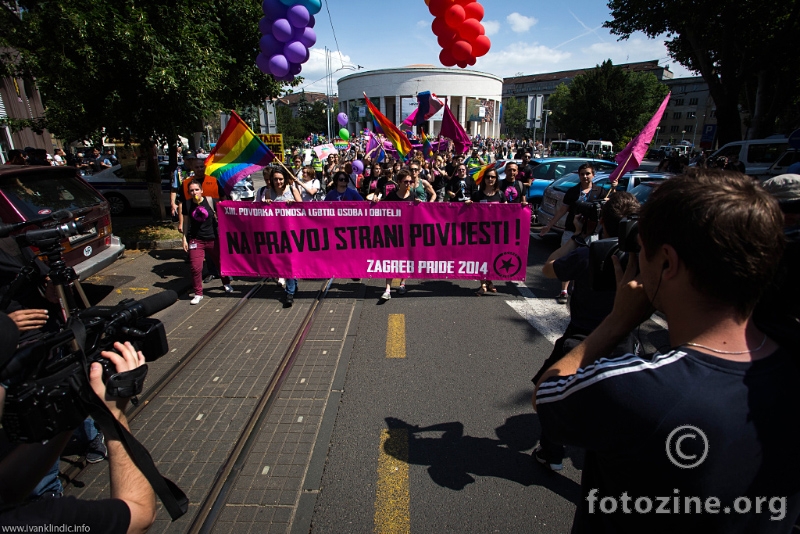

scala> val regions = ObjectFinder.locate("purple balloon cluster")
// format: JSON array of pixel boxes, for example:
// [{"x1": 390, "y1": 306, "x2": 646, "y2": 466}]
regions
[{"x1": 257, "y1": 0, "x2": 320, "y2": 82}]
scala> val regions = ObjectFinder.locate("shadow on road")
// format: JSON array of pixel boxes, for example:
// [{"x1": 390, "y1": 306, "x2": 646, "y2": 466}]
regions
[{"x1": 384, "y1": 414, "x2": 581, "y2": 504}]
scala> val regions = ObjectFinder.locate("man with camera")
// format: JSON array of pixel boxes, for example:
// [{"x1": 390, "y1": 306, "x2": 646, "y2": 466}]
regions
[
  {"x1": 533, "y1": 170, "x2": 799, "y2": 532},
  {"x1": 0, "y1": 315, "x2": 157, "y2": 533},
  {"x1": 532, "y1": 191, "x2": 640, "y2": 471},
  {"x1": 539, "y1": 162, "x2": 604, "y2": 303}
]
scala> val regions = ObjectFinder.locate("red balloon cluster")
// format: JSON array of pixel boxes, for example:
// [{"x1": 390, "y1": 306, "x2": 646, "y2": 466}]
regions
[{"x1": 429, "y1": 0, "x2": 491, "y2": 68}]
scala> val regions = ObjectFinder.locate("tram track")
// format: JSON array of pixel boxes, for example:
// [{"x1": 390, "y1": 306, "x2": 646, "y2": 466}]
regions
[{"x1": 61, "y1": 276, "x2": 335, "y2": 519}]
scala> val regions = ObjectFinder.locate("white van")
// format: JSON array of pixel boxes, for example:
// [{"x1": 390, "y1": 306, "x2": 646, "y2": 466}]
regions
[
  {"x1": 550, "y1": 140, "x2": 586, "y2": 154},
  {"x1": 660, "y1": 145, "x2": 692, "y2": 156},
  {"x1": 586, "y1": 140, "x2": 613, "y2": 153},
  {"x1": 709, "y1": 137, "x2": 789, "y2": 177}
]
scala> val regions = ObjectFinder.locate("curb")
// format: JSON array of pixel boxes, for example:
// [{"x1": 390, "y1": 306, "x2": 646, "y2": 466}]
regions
[{"x1": 121, "y1": 239, "x2": 183, "y2": 250}]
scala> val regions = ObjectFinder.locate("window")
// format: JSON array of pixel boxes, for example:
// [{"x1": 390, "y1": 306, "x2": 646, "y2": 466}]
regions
[
  {"x1": 748, "y1": 143, "x2": 789, "y2": 164},
  {"x1": 670, "y1": 125, "x2": 679, "y2": 133},
  {"x1": 689, "y1": 98, "x2": 698, "y2": 106},
  {"x1": 674, "y1": 98, "x2": 684, "y2": 106},
  {"x1": 687, "y1": 112, "x2": 696, "y2": 119},
  {"x1": 673, "y1": 112, "x2": 682, "y2": 119},
  {"x1": 685, "y1": 125, "x2": 694, "y2": 133}
]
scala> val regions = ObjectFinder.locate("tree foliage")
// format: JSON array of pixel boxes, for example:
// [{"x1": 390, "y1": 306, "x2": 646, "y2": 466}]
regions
[
  {"x1": 545, "y1": 60, "x2": 669, "y2": 149},
  {"x1": 0, "y1": 0, "x2": 289, "y2": 143},
  {"x1": 276, "y1": 95, "x2": 331, "y2": 147},
  {"x1": 503, "y1": 97, "x2": 528, "y2": 138},
  {"x1": 605, "y1": 0, "x2": 800, "y2": 143}
]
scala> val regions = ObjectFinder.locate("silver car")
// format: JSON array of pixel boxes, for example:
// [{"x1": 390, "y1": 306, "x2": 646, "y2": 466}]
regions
[{"x1": 537, "y1": 171, "x2": 672, "y2": 234}]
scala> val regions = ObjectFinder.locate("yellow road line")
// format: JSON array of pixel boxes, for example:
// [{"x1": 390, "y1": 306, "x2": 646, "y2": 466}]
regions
[
  {"x1": 375, "y1": 428, "x2": 409, "y2": 534},
  {"x1": 386, "y1": 314, "x2": 406, "y2": 359}
]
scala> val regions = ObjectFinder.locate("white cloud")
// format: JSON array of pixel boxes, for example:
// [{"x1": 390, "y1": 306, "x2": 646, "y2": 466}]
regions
[
  {"x1": 476, "y1": 42, "x2": 571, "y2": 77},
  {"x1": 482, "y1": 20, "x2": 500, "y2": 36},
  {"x1": 416, "y1": 19, "x2": 428, "y2": 28},
  {"x1": 506, "y1": 13, "x2": 538, "y2": 33}
]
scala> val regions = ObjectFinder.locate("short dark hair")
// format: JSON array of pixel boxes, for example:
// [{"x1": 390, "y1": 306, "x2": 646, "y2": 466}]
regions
[
  {"x1": 600, "y1": 191, "x2": 639, "y2": 238},
  {"x1": 332, "y1": 170, "x2": 349, "y2": 183},
  {"x1": 395, "y1": 169, "x2": 412, "y2": 183},
  {"x1": 639, "y1": 169, "x2": 785, "y2": 318},
  {"x1": 577, "y1": 162, "x2": 595, "y2": 175}
]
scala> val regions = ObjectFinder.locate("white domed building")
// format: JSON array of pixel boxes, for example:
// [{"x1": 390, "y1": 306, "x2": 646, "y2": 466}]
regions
[{"x1": 337, "y1": 65, "x2": 503, "y2": 138}]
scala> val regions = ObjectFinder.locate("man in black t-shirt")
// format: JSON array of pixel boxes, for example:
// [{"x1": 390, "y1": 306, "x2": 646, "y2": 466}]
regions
[
  {"x1": 446, "y1": 163, "x2": 476, "y2": 203},
  {"x1": 500, "y1": 162, "x2": 526, "y2": 204},
  {"x1": 539, "y1": 162, "x2": 602, "y2": 303},
  {"x1": 532, "y1": 192, "x2": 640, "y2": 470},
  {"x1": 534, "y1": 170, "x2": 799, "y2": 533}
]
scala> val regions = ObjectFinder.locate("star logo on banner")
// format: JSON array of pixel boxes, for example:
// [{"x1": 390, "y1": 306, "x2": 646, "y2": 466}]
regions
[{"x1": 493, "y1": 252, "x2": 522, "y2": 278}]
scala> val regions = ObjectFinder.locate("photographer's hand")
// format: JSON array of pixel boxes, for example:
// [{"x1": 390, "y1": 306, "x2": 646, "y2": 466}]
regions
[
  {"x1": 91, "y1": 341, "x2": 145, "y2": 420},
  {"x1": 8, "y1": 309, "x2": 48, "y2": 332},
  {"x1": 610, "y1": 252, "x2": 655, "y2": 332},
  {"x1": 534, "y1": 252, "x2": 651, "y2": 401},
  {"x1": 89, "y1": 342, "x2": 156, "y2": 533}
]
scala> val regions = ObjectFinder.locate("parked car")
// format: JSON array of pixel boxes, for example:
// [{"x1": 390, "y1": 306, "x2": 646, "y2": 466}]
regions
[
  {"x1": 537, "y1": 170, "x2": 672, "y2": 234},
  {"x1": 83, "y1": 163, "x2": 254, "y2": 214},
  {"x1": 629, "y1": 179, "x2": 671, "y2": 204},
  {"x1": 0, "y1": 165, "x2": 125, "y2": 280},
  {"x1": 763, "y1": 149, "x2": 800, "y2": 179},
  {"x1": 707, "y1": 136, "x2": 789, "y2": 177},
  {"x1": 81, "y1": 164, "x2": 172, "y2": 215}
]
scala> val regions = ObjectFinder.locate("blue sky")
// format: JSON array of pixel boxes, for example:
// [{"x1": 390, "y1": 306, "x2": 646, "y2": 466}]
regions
[{"x1": 290, "y1": 0, "x2": 695, "y2": 95}]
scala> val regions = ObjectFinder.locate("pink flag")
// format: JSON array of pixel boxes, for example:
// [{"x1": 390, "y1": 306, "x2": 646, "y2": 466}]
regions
[
  {"x1": 608, "y1": 92, "x2": 671, "y2": 182},
  {"x1": 401, "y1": 109, "x2": 418, "y2": 128},
  {"x1": 440, "y1": 102, "x2": 471, "y2": 154}
]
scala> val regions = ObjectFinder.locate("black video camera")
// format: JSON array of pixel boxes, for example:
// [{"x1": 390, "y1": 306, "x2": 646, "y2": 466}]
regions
[
  {"x1": 573, "y1": 199, "x2": 604, "y2": 237},
  {"x1": 589, "y1": 216, "x2": 640, "y2": 292},
  {"x1": 1, "y1": 291, "x2": 176, "y2": 443}
]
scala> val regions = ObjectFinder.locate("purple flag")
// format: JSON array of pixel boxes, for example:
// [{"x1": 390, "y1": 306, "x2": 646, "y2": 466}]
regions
[{"x1": 440, "y1": 103, "x2": 471, "y2": 154}]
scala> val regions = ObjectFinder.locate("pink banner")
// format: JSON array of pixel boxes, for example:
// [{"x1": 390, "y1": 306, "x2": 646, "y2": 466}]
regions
[{"x1": 218, "y1": 201, "x2": 531, "y2": 280}]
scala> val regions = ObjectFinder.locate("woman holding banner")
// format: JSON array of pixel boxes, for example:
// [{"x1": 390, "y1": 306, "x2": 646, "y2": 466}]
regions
[
  {"x1": 256, "y1": 168, "x2": 302, "y2": 306},
  {"x1": 466, "y1": 168, "x2": 506, "y2": 295},
  {"x1": 378, "y1": 169, "x2": 421, "y2": 301},
  {"x1": 295, "y1": 166, "x2": 321, "y2": 202},
  {"x1": 325, "y1": 171, "x2": 364, "y2": 201}
]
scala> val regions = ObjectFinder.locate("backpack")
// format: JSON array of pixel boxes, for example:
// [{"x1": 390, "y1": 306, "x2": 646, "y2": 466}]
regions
[{"x1": 313, "y1": 178, "x2": 326, "y2": 201}]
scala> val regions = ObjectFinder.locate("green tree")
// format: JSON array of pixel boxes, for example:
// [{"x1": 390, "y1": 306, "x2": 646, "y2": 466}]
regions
[
  {"x1": 502, "y1": 97, "x2": 528, "y2": 137},
  {"x1": 605, "y1": 0, "x2": 800, "y2": 143},
  {"x1": 544, "y1": 60, "x2": 668, "y2": 149},
  {"x1": 1, "y1": 0, "x2": 290, "y2": 217}
]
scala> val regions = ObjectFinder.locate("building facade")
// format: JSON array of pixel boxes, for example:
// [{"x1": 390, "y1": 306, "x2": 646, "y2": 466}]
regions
[
  {"x1": 0, "y1": 75, "x2": 57, "y2": 163},
  {"x1": 337, "y1": 65, "x2": 503, "y2": 138},
  {"x1": 656, "y1": 76, "x2": 717, "y2": 150}
]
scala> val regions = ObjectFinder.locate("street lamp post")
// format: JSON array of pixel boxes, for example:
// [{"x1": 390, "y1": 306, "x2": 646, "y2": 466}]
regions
[
  {"x1": 681, "y1": 130, "x2": 686, "y2": 142},
  {"x1": 655, "y1": 126, "x2": 660, "y2": 146},
  {"x1": 542, "y1": 109, "x2": 551, "y2": 153}
]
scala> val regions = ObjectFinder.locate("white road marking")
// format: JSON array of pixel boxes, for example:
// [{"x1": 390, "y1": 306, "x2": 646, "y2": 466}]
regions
[{"x1": 507, "y1": 282, "x2": 570, "y2": 345}]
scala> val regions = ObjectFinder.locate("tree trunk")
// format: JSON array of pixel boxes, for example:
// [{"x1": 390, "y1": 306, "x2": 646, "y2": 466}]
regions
[
  {"x1": 748, "y1": 70, "x2": 769, "y2": 140},
  {"x1": 143, "y1": 140, "x2": 165, "y2": 221}
]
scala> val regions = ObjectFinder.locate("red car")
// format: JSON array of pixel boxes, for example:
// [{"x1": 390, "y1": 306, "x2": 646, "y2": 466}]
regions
[{"x1": 0, "y1": 165, "x2": 125, "y2": 280}]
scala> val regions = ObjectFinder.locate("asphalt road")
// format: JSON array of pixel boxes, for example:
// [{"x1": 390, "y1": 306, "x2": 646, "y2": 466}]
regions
[{"x1": 81, "y1": 215, "x2": 668, "y2": 533}]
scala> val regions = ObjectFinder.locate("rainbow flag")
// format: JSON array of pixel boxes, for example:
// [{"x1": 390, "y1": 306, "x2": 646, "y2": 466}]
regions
[
  {"x1": 420, "y1": 129, "x2": 434, "y2": 159},
  {"x1": 204, "y1": 110, "x2": 275, "y2": 195},
  {"x1": 469, "y1": 162, "x2": 496, "y2": 186},
  {"x1": 364, "y1": 93, "x2": 413, "y2": 162}
]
